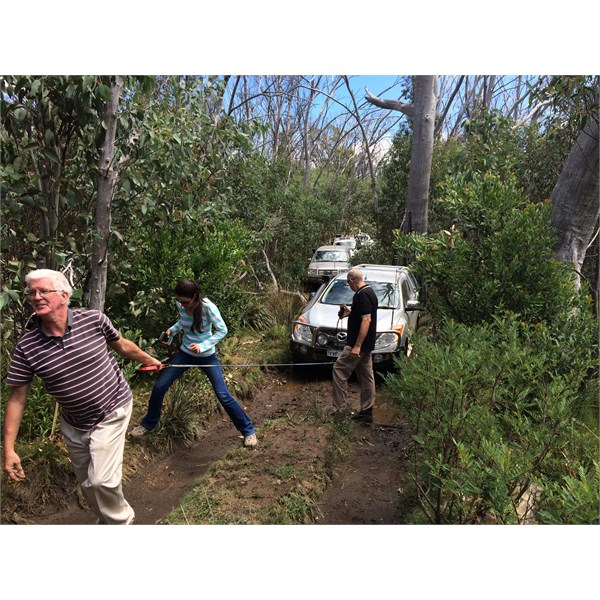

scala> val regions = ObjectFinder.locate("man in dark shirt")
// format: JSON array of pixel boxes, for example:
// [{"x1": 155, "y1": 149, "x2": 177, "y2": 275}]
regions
[
  {"x1": 3, "y1": 269, "x2": 162, "y2": 524},
  {"x1": 331, "y1": 267, "x2": 378, "y2": 422}
]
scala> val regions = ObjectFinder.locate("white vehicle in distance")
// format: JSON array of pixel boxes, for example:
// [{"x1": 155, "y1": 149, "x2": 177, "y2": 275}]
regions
[
  {"x1": 355, "y1": 232, "x2": 374, "y2": 248},
  {"x1": 291, "y1": 264, "x2": 421, "y2": 368},
  {"x1": 333, "y1": 237, "x2": 357, "y2": 252},
  {"x1": 305, "y1": 245, "x2": 352, "y2": 290}
]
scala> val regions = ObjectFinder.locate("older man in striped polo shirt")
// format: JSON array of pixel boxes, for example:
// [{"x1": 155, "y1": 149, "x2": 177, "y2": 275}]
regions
[{"x1": 3, "y1": 269, "x2": 162, "y2": 524}]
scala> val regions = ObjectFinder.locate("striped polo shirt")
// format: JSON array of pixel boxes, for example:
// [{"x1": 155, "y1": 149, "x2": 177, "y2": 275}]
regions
[
  {"x1": 6, "y1": 309, "x2": 132, "y2": 431},
  {"x1": 170, "y1": 298, "x2": 227, "y2": 357}
]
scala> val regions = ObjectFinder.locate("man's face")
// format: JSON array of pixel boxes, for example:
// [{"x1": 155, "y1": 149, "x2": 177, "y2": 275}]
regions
[{"x1": 27, "y1": 278, "x2": 67, "y2": 317}]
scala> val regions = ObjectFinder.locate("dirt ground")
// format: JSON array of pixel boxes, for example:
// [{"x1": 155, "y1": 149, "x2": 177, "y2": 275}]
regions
[{"x1": 14, "y1": 367, "x2": 413, "y2": 525}]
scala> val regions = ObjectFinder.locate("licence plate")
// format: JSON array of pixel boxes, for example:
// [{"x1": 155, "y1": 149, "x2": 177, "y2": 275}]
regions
[{"x1": 327, "y1": 348, "x2": 341, "y2": 358}]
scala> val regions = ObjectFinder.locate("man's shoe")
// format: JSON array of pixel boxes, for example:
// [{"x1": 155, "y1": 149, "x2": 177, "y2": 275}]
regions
[
  {"x1": 330, "y1": 408, "x2": 352, "y2": 421},
  {"x1": 129, "y1": 424, "x2": 150, "y2": 437},
  {"x1": 351, "y1": 408, "x2": 373, "y2": 423},
  {"x1": 244, "y1": 433, "x2": 258, "y2": 447}
]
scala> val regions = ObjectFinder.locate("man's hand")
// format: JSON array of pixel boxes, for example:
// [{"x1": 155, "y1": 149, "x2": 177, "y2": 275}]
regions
[{"x1": 3, "y1": 450, "x2": 25, "y2": 482}]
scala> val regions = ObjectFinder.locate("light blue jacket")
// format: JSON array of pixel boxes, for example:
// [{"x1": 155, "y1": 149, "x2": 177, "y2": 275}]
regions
[{"x1": 169, "y1": 298, "x2": 227, "y2": 357}]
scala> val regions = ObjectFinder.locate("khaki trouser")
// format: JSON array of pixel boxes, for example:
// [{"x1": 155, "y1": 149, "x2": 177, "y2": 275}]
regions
[
  {"x1": 60, "y1": 402, "x2": 134, "y2": 525},
  {"x1": 332, "y1": 346, "x2": 376, "y2": 413}
]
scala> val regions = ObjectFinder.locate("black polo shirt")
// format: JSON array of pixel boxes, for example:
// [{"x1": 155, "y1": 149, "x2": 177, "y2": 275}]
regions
[{"x1": 346, "y1": 285, "x2": 378, "y2": 352}]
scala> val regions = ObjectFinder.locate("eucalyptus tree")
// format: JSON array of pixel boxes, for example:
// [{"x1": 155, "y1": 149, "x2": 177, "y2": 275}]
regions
[
  {"x1": 105, "y1": 76, "x2": 261, "y2": 328},
  {"x1": 435, "y1": 75, "x2": 551, "y2": 138},
  {"x1": 225, "y1": 75, "x2": 400, "y2": 226},
  {"x1": 85, "y1": 76, "x2": 125, "y2": 311},
  {"x1": 546, "y1": 77, "x2": 599, "y2": 295},
  {"x1": 366, "y1": 75, "x2": 438, "y2": 234},
  {"x1": 1, "y1": 75, "x2": 118, "y2": 331}
]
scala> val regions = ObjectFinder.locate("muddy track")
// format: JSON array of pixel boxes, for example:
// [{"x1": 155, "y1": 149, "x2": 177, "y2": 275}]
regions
[{"x1": 23, "y1": 368, "x2": 412, "y2": 525}]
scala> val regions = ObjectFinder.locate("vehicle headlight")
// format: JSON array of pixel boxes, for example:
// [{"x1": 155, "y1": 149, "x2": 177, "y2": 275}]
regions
[
  {"x1": 293, "y1": 323, "x2": 314, "y2": 344},
  {"x1": 307, "y1": 269, "x2": 317, "y2": 276},
  {"x1": 316, "y1": 333, "x2": 328, "y2": 346},
  {"x1": 374, "y1": 332, "x2": 399, "y2": 351}
]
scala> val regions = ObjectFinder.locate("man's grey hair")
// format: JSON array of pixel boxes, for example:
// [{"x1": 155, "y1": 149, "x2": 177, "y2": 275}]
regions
[
  {"x1": 346, "y1": 268, "x2": 364, "y2": 283},
  {"x1": 26, "y1": 269, "x2": 73, "y2": 302}
]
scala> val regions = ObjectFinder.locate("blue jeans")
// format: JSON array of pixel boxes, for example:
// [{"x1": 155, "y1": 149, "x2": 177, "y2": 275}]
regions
[{"x1": 141, "y1": 349, "x2": 255, "y2": 436}]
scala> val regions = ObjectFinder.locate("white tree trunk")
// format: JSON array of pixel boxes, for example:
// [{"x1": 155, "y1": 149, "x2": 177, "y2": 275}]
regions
[
  {"x1": 550, "y1": 110, "x2": 599, "y2": 290},
  {"x1": 404, "y1": 75, "x2": 437, "y2": 234},
  {"x1": 365, "y1": 75, "x2": 437, "y2": 232},
  {"x1": 86, "y1": 76, "x2": 124, "y2": 311}
]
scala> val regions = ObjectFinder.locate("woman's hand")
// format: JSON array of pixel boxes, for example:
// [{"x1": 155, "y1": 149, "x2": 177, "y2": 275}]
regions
[{"x1": 189, "y1": 343, "x2": 200, "y2": 353}]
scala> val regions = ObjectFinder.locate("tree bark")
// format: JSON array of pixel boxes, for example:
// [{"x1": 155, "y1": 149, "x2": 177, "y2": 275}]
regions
[
  {"x1": 404, "y1": 76, "x2": 437, "y2": 234},
  {"x1": 366, "y1": 76, "x2": 437, "y2": 233},
  {"x1": 86, "y1": 76, "x2": 124, "y2": 311},
  {"x1": 550, "y1": 109, "x2": 599, "y2": 291}
]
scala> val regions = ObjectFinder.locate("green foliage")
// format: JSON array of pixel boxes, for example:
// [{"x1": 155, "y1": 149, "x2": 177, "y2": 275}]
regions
[
  {"x1": 107, "y1": 211, "x2": 258, "y2": 339},
  {"x1": 395, "y1": 172, "x2": 573, "y2": 325},
  {"x1": 227, "y1": 155, "x2": 341, "y2": 288},
  {"x1": 377, "y1": 127, "x2": 411, "y2": 246},
  {"x1": 530, "y1": 76, "x2": 599, "y2": 139},
  {"x1": 537, "y1": 461, "x2": 600, "y2": 524},
  {"x1": 385, "y1": 317, "x2": 599, "y2": 524},
  {"x1": 512, "y1": 122, "x2": 573, "y2": 203},
  {"x1": 1, "y1": 75, "x2": 111, "y2": 327},
  {"x1": 0, "y1": 378, "x2": 57, "y2": 441},
  {"x1": 458, "y1": 109, "x2": 522, "y2": 177}
]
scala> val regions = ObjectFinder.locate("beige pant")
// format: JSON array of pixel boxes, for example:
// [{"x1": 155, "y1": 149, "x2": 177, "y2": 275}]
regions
[
  {"x1": 332, "y1": 346, "x2": 376, "y2": 412},
  {"x1": 60, "y1": 402, "x2": 134, "y2": 524}
]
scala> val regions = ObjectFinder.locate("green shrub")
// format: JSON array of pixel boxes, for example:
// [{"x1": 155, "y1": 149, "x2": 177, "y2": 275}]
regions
[
  {"x1": 385, "y1": 316, "x2": 599, "y2": 524},
  {"x1": 395, "y1": 172, "x2": 574, "y2": 326}
]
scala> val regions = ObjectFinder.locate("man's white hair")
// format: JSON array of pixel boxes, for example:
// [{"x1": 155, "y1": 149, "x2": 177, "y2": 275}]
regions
[
  {"x1": 346, "y1": 268, "x2": 364, "y2": 282},
  {"x1": 26, "y1": 269, "x2": 73, "y2": 302}
]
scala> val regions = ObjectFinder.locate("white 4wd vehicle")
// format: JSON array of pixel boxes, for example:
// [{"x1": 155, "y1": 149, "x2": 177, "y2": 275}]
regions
[
  {"x1": 292, "y1": 264, "x2": 421, "y2": 368},
  {"x1": 305, "y1": 245, "x2": 352, "y2": 289}
]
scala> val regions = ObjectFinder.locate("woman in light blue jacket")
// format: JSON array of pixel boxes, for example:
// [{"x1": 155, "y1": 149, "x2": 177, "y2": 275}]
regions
[{"x1": 130, "y1": 279, "x2": 257, "y2": 447}]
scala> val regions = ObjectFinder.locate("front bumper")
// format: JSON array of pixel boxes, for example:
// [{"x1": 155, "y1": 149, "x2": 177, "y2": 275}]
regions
[{"x1": 290, "y1": 340, "x2": 399, "y2": 368}]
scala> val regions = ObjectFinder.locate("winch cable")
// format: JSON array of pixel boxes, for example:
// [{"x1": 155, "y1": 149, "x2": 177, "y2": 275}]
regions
[{"x1": 138, "y1": 361, "x2": 334, "y2": 372}]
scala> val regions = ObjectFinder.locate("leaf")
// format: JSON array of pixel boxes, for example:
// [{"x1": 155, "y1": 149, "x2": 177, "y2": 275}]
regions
[
  {"x1": 43, "y1": 148, "x2": 60, "y2": 164},
  {"x1": 97, "y1": 84, "x2": 111, "y2": 100},
  {"x1": 30, "y1": 79, "x2": 42, "y2": 95},
  {"x1": 13, "y1": 107, "x2": 27, "y2": 122}
]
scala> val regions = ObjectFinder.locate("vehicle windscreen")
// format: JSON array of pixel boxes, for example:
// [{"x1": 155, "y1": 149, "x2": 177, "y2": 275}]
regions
[
  {"x1": 334, "y1": 240, "x2": 356, "y2": 249},
  {"x1": 320, "y1": 280, "x2": 399, "y2": 308},
  {"x1": 313, "y1": 250, "x2": 348, "y2": 262}
]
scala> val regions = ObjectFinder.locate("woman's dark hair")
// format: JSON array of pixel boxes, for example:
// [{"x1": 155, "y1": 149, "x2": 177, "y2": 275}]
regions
[{"x1": 174, "y1": 279, "x2": 204, "y2": 332}]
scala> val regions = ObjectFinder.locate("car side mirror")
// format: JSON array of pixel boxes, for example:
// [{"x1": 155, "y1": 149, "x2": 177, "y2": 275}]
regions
[{"x1": 405, "y1": 300, "x2": 423, "y2": 311}]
